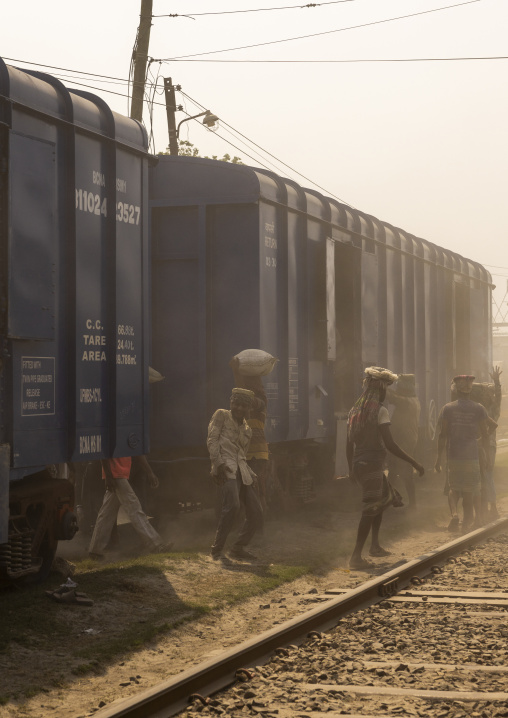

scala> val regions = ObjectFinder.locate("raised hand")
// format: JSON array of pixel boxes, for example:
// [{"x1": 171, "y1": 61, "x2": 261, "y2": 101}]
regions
[{"x1": 490, "y1": 366, "x2": 502, "y2": 386}]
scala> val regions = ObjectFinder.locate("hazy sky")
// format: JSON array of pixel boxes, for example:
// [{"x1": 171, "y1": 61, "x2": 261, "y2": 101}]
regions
[{"x1": 2, "y1": 0, "x2": 507, "y2": 313}]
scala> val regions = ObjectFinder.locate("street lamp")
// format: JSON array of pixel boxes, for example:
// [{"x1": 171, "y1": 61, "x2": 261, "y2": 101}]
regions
[{"x1": 176, "y1": 111, "x2": 219, "y2": 139}]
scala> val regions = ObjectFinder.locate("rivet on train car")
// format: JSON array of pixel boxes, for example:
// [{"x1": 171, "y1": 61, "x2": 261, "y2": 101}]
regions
[{"x1": 128, "y1": 433, "x2": 140, "y2": 449}]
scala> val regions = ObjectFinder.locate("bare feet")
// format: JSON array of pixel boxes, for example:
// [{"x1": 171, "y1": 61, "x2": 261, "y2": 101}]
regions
[
  {"x1": 349, "y1": 556, "x2": 375, "y2": 570},
  {"x1": 369, "y1": 546, "x2": 391, "y2": 557}
]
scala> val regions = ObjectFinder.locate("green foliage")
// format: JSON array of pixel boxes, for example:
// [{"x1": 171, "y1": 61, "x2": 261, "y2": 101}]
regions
[
  {"x1": 162, "y1": 140, "x2": 243, "y2": 164},
  {"x1": 177, "y1": 140, "x2": 200, "y2": 157}
]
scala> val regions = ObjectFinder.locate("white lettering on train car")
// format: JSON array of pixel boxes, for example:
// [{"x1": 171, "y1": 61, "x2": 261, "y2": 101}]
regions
[
  {"x1": 116, "y1": 324, "x2": 137, "y2": 366},
  {"x1": 80, "y1": 388, "x2": 102, "y2": 403},
  {"x1": 82, "y1": 350, "x2": 107, "y2": 361},
  {"x1": 79, "y1": 434, "x2": 103, "y2": 454},
  {"x1": 83, "y1": 334, "x2": 106, "y2": 346},
  {"x1": 92, "y1": 171, "x2": 106, "y2": 187},
  {"x1": 86, "y1": 319, "x2": 103, "y2": 330},
  {"x1": 92, "y1": 171, "x2": 127, "y2": 194},
  {"x1": 77, "y1": 172, "x2": 131, "y2": 221},
  {"x1": 82, "y1": 320, "x2": 106, "y2": 362},
  {"x1": 21, "y1": 357, "x2": 56, "y2": 416}
]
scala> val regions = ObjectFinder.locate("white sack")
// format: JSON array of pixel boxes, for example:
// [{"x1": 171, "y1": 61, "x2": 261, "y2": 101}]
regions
[{"x1": 233, "y1": 349, "x2": 278, "y2": 377}]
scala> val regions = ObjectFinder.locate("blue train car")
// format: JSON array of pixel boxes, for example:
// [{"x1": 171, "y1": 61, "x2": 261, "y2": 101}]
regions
[
  {"x1": 149, "y1": 156, "x2": 492, "y2": 509},
  {"x1": 0, "y1": 59, "x2": 150, "y2": 579}
]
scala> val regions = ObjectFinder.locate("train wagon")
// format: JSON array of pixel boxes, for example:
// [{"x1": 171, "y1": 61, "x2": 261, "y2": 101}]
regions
[
  {"x1": 148, "y1": 156, "x2": 492, "y2": 511},
  {"x1": 0, "y1": 58, "x2": 151, "y2": 580}
]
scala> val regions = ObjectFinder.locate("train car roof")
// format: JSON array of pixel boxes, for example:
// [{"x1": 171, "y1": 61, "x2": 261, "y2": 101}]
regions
[
  {"x1": 150, "y1": 155, "x2": 492, "y2": 288},
  {"x1": 0, "y1": 58, "x2": 148, "y2": 152}
]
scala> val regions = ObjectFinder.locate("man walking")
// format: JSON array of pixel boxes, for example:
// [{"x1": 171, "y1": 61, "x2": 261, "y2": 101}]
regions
[
  {"x1": 207, "y1": 388, "x2": 264, "y2": 561},
  {"x1": 346, "y1": 366, "x2": 424, "y2": 570},
  {"x1": 435, "y1": 374, "x2": 493, "y2": 533},
  {"x1": 473, "y1": 368, "x2": 502, "y2": 521},
  {"x1": 88, "y1": 455, "x2": 171, "y2": 559},
  {"x1": 229, "y1": 358, "x2": 270, "y2": 509}
]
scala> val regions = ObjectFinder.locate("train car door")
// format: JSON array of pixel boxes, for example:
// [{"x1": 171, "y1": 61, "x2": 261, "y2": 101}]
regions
[{"x1": 333, "y1": 238, "x2": 362, "y2": 475}]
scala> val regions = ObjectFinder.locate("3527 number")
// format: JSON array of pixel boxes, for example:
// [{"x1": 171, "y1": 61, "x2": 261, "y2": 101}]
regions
[{"x1": 116, "y1": 202, "x2": 140, "y2": 225}]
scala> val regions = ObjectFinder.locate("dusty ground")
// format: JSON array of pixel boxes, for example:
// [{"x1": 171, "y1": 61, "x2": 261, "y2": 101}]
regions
[{"x1": 1, "y1": 467, "x2": 508, "y2": 718}]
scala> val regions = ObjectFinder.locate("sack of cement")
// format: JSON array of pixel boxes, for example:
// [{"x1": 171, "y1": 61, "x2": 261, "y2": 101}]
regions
[{"x1": 233, "y1": 349, "x2": 278, "y2": 377}]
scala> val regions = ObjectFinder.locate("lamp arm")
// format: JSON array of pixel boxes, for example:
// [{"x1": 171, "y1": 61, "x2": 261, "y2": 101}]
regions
[{"x1": 176, "y1": 112, "x2": 208, "y2": 139}]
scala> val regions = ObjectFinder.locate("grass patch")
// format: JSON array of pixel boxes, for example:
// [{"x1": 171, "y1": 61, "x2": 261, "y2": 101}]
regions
[
  {"x1": 0, "y1": 550, "x2": 313, "y2": 691},
  {"x1": 205, "y1": 564, "x2": 309, "y2": 607},
  {"x1": 0, "y1": 584, "x2": 64, "y2": 652},
  {"x1": 71, "y1": 661, "x2": 102, "y2": 676}
]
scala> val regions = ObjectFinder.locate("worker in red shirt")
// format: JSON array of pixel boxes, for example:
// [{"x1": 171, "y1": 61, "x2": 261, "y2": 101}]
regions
[{"x1": 88, "y1": 455, "x2": 171, "y2": 559}]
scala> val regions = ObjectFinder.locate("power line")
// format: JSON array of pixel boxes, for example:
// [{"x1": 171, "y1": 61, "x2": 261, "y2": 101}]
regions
[
  {"x1": 5, "y1": 52, "x2": 505, "y2": 94},
  {"x1": 2, "y1": 56, "x2": 132, "y2": 84},
  {"x1": 5, "y1": 55, "x2": 499, "y2": 213},
  {"x1": 171, "y1": 56, "x2": 508, "y2": 63},
  {"x1": 41, "y1": 70, "x2": 131, "y2": 87},
  {"x1": 176, "y1": 108, "x2": 293, "y2": 176},
  {"x1": 17, "y1": 64, "x2": 340, "y2": 201},
  {"x1": 158, "y1": 0, "x2": 482, "y2": 60},
  {"x1": 153, "y1": 0, "x2": 357, "y2": 18},
  {"x1": 179, "y1": 90, "x2": 354, "y2": 206},
  {"x1": 50, "y1": 76, "x2": 158, "y2": 103},
  {"x1": 47, "y1": 72, "x2": 323, "y2": 194}
]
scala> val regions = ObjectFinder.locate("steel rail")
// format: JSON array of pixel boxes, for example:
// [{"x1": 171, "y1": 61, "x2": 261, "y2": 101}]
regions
[{"x1": 96, "y1": 516, "x2": 508, "y2": 718}]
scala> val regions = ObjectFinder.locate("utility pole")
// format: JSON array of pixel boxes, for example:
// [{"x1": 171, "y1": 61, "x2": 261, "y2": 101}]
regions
[
  {"x1": 164, "y1": 78, "x2": 179, "y2": 155},
  {"x1": 130, "y1": 0, "x2": 153, "y2": 122}
]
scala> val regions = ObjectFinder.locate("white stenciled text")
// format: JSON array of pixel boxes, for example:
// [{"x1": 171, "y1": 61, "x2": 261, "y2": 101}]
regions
[{"x1": 75, "y1": 189, "x2": 140, "y2": 225}]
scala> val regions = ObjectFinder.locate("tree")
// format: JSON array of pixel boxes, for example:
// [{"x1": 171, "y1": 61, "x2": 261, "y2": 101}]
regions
[{"x1": 162, "y1": 140, "x2": 243, "y2": 164}]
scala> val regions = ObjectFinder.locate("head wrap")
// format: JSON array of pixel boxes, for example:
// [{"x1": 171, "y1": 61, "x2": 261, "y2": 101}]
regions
[
  {"x1": 393, "y1": 374, "x2": 416, "y2": 398},
  {"x1": 364, "y1": 366, "x2": 398, "y2": 385},
  {"x1": 347, "y1": 366, "x2": 397, "y2": 441},
  {"x1": 451, "y1": 374, "x2": 475, "y2": 395},
  {"x1": 230, "y1": 388, "x2": 255, "y2": 406}
]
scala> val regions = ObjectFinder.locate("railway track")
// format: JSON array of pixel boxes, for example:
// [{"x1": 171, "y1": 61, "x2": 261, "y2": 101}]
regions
[{"x1": 95, "y1": 516, "x2": 508, "y2": 718}]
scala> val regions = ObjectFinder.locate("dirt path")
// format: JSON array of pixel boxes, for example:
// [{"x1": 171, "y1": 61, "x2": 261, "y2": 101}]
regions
[{"x1": 1, "y1": 474, "x2": 507, "y2": 718}]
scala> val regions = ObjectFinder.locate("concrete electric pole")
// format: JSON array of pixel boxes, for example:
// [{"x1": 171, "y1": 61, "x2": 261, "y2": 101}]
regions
[
  {"x1": 130, "y1": 0, "x2": 153, "y2": 122},
  {"x1": 164, "y1": 78, "x2": 179, "y2": 155}
]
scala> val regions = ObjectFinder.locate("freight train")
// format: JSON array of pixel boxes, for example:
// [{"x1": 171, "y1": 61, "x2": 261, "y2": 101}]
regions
[
  {"x1": 146, "y1": 156, "x2": 493, "y2": 515},
  {"x1": 0, "y1": 59, "x2": 494, "y2": 565},
  {"x1": 0, "y1": 58, "x2": 151, "y2": 580}
]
